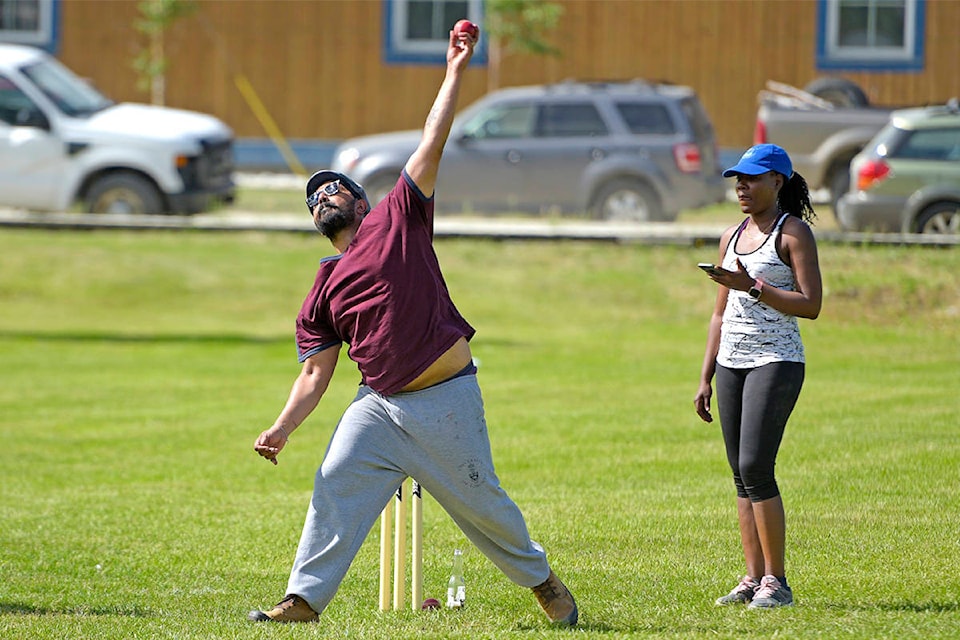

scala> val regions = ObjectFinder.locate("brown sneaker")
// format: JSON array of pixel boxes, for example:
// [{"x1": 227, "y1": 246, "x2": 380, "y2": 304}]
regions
[
  {"x1": 247, "y1": 594, "x2": 318, "y2": 623},
  {"x1": 532, "y1": 570, "x2": 578, "y2": 626}
]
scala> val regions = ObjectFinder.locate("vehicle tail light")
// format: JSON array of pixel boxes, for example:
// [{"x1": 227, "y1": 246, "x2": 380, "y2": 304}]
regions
[
  {"x1": 856, "y1": 159, "x2": 891, "y2": 191},
  {"x1": 673, "y1": 143, "x2": 702, "y2": 173},
  {"x1": 753, "y1": 120, "x2": 767, "y2": 144}
]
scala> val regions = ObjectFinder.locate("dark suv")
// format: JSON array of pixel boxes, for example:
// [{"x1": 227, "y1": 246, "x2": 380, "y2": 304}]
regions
[{"x1": 330, "y1": 80, "x2": 726, "y2": 221}]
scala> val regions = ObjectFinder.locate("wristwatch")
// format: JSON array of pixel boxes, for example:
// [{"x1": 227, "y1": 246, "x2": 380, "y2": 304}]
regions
[{"x1": 748, "y1": 278, "x2": 764, "y2": 300}]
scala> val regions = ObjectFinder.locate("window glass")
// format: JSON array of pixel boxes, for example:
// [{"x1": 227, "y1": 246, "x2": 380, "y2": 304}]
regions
[
  {"x1": 461, "y1": 103, "x2": 535, "y2": 139},
  {"x1": 536, "y1": 103, "x2": 608, "y2": 138},
  {"x1": 0, "y1": 0, "x2": 56, "y2": 49},
  {"x1": 0, "y1": 74, "x2": 39, "y2": 125},
  {"x1": 0, "y1": 0, "x2": 39, "y2": 29},
  {"x1": 21, "y1": 58, "x2": 112, "y2": 117},
  {"x1": 678, "y1": 98, "x2": 715, "y2": 141},
  {"x1": 616, "y1": 103, "x2": 676, "y2": 135},
  {"x1": 405, "y1": 0, "x2": 468, "y2": 40},
  {"x1": 895, "y1": 128, "x2": 960, "y2": 161},
  {"x1": 874, "y1": 2, "x2": 907, "y2": 46},
  {"x1": 817, "y1": 0, "x2": 923, "y2": 71},
  {"x1": 385, "y1": 0, "x2": 486, "y2": 64},
  {"x1": 838, "y1": 0, "x2": 905, "y2": 47}
]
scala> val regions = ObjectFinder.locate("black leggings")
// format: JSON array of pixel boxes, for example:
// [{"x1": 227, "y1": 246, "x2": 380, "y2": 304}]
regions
[{"x1": 715, "y1": 361, "x2": 805, "y2": 502}]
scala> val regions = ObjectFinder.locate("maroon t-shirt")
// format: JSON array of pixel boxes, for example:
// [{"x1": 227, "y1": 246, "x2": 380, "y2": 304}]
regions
[{"x1": 295, "y1": 171, "x2": 475, "y2": 396}]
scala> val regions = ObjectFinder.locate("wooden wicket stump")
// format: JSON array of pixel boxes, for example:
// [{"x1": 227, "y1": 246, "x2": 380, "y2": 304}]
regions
[{"x1": 379, "y1": 478, "x2": 423, "y2": 611}]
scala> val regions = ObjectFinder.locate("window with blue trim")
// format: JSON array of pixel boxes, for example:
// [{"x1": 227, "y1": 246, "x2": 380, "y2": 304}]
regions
[
  {"x1": 384, "y1": 0, "x2": 486, "y2": 65},
  {"x1": 817, "y1": 0, "x2": 924, "y2": 71},
  {"x1": 0, "y1": 0, "x2": 58, "y2": 51}
]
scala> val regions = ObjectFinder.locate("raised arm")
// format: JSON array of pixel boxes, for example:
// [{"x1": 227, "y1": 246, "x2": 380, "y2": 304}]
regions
[{"x1": 404, "y1": 25, "x2": 477, "y2": 197}]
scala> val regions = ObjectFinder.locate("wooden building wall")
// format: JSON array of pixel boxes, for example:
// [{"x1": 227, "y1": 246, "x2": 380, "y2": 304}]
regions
[{"x1": 56, "y1": 0, "x2": 960, "y2": 149}]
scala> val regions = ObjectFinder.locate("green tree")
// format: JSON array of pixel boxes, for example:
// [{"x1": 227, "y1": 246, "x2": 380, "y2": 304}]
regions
[
  {"x1": 133, "y1": 0, "x2": 197, "y2": 105},
  {"x1": 484, "y1": 0, "x2": 564, "y2": 92}
]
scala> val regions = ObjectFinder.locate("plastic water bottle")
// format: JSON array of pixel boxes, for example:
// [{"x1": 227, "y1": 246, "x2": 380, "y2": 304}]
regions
[{"x1": 446, "y1": 548, "x2": 465, "y2": 608}]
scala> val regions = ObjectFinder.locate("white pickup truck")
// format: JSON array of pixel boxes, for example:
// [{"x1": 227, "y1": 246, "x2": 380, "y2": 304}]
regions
[{"x1": 0, "y1": 44, "x2": 235, "y2": 214}]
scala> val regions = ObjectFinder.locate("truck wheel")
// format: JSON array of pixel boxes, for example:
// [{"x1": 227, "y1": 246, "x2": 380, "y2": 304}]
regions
[
  {"x1": 591, "y1": 178, "x2": 662, "y2": 222},
  {"x1": 803, "y1": 77, "x2": 869, "y2": 108},
  {"x1": 85, "y1": 173, "x2": 164, "y2": 215},
  {"x1": 914, "y1": 201, "x2": 960, "y2": 235}
]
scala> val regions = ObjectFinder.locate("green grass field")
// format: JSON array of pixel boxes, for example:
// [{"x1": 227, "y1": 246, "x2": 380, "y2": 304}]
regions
[{"x1": 1, "y1": 227, "x2": 957, "y2": 639}]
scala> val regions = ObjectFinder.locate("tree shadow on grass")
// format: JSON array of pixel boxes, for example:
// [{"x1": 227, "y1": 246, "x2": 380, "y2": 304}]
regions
[
  {"x1": 825, "y1": 601, "x2": 960, "y2": 613},
  {"x1": 0, "y1": 601, "x2": 153, "y2": 617},
  {"x1": 0, "y1": 330, "x2": 528, "y2": 349},
  {"x1": 0, "y1": 330, "x2": 289, "y2": 345}
]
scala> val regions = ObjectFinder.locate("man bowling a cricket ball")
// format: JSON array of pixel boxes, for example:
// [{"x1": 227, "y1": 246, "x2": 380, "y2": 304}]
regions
[{"x1": 248, "y1": 20, "x2": 578, "y2": 626}]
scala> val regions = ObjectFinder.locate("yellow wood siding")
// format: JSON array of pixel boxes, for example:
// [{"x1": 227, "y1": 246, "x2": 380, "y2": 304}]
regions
[{"x1": 55, "y1": 0, "x2": 960, "y2": 148}]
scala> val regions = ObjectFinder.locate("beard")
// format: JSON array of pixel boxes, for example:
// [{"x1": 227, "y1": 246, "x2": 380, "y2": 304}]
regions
[{"x1": 314, "y1": 202, "x2": 357, "y2": 238}]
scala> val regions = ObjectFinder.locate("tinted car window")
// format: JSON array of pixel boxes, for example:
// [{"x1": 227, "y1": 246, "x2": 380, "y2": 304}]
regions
[
  {"x1": 679, "y1": 97, "x2": 715, "y2": 140},
  {"x1": 0, "y1": 74, "x2": 38, "y2": 125},
  {"x1": 20, "y1": 58, "x2": 112, "y2": 117},
  {"x1": 894, "y1": 128, "x2": 960, "y2": 161},
  {"x1": 616, "y1": 102, "x2": 675, "y2": 134},
  {"x1": 869, "y1": 123, "x2": 905, "y2": 155},
  {"x1": 462, "y1": 103, "x2": 535, "y2": 139},
  {"x1": 535, "y1": 103, "x2": 608, "y2": 137}
]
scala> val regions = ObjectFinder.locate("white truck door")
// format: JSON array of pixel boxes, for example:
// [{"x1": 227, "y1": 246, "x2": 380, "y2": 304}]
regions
[{"x1": 0, "y1": 74, "x2": 69, "y2": 211}]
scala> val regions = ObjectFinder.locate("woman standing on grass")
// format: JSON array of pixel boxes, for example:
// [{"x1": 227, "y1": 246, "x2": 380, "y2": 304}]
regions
[{"x1": 694, "y1": 143, "x2": 822, "y2": 609}]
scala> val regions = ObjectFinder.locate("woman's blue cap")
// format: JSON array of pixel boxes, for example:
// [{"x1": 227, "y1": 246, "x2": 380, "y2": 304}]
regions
[{"x1": 722, "y1": 144, "x2": 793, "y2": 178}]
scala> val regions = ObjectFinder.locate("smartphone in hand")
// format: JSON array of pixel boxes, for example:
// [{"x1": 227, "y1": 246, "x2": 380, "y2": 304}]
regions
[{"x1": 698, "y1": 263, "x2": 727, "y2": 277}]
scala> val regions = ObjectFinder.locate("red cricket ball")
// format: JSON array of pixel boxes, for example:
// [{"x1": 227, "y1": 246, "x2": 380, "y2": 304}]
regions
[
  {"x1": 453, "y1": 19, "x2": 479, "y2": 39},
  {"x1": 421, "y1": 598, "x2": 442, "y2": 610}
]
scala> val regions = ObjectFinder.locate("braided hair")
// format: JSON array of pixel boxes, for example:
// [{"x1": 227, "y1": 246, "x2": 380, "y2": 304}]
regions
[{"x1": 778, "y1": 172, "x2": 816, "y2": 224}]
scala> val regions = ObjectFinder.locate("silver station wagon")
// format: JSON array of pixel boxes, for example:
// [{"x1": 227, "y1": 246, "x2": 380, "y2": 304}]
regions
[{"x1": 837, "y1": 100, "x2": 960, "y2": 235}]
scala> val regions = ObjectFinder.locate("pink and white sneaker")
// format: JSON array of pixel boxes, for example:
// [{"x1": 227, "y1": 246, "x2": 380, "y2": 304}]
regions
[
  {"x1": 715, "y1": 575, "x2": 760, "y2": 606},
  {"x1": 748, "y1": 575, "x2": 794, "y2": 608}
]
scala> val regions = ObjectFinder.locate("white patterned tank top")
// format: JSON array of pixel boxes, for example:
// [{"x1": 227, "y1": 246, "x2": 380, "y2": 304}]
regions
[{"x1": 717, "y1": 213, "x2": 805, "y2": 368}]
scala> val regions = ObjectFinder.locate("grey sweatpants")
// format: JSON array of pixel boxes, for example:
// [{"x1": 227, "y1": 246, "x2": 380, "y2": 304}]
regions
[{"x1": 285, "y1": 373, "x2": 551, "y2": 614}]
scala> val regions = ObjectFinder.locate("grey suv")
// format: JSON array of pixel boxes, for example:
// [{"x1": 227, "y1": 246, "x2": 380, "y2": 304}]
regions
[{"x1": 330, "y1": 80, "x2": 726, "y2": 221}]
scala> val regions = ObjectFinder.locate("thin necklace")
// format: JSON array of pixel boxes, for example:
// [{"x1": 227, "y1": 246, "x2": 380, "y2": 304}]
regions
[{"x1": 754, "y1": 213, "x2": 779, "y2": 235}]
